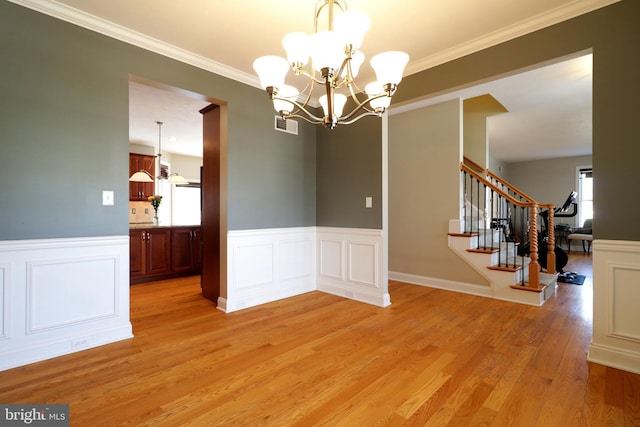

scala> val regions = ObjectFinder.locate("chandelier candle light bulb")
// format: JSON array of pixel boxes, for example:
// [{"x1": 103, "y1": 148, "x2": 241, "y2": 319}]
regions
[{"x1": 253, "y1": 0, "x2": 409, "y2": 129}]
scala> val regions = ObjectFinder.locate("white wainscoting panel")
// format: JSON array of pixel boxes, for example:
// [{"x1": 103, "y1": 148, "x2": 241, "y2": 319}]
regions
[
  {"x1": 319, "y1": 239, "x2": 344, "y2": 280},
  {"x1": 0, "y1": 263, "x2": 9, "y2": 341},
  {"x1": 348, "y1": 241, "x2": 377, "y2": 287},
  {"x1": 233, "y1": 243, "x2": 274, "y2": 289},
  {"x1": 0, "y1": 236, "x2": 133, "y2": 371},
  {"x1": 224, "y1": 228, "x2": 316, "y2": 313},
  {"x1": 317, "y1": 227, "x2": 390, "y2": 307},
  {"x1": 27, "y1": 256, "x2": 119, "y2": 333},
  {"x1": 589, "y1": 240, "x2": 640, "y2": 374}
]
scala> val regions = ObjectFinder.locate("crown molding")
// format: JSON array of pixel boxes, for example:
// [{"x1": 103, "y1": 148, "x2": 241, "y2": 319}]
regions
[
  {"x1": 7, "y1": 0, "x2": 262, "y2": 89},
  {"x1": 404, "y1": 0, "x2": 620, "y2": 76},
  {"x1": 9, "y1": 0, "x2": 619, "y2": 87}
]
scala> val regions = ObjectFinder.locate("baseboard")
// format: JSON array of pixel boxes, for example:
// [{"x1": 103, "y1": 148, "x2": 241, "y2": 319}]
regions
[
  {"x1": 389, "y1": 271, "x2": 492, "y2": 298},
  {"x1": 317, "y1": 282, "x2": 391, "y2": 307},
  {"x1": 0, "y1": 324, "x2": 133, "y2": 372},
  {"x1": 588, "y1": 342, "x2": 640, "y2": 375}
]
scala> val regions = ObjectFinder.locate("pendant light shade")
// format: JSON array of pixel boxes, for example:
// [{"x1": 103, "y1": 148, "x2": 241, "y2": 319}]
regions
[
  {"x1": 253, "y1": 56, "x2": 290, "y2": 89},
  {"x1": 283, "y1": 32, "x2": 310, "y2": 67},
  {"x1": 167, "y1": 173, "x2": 189, "y2": 185},
  {"x1": 334, "y1": 10, "x2": 370, "y2": 49},
  {"x1": 129, "y1": 170, "x2": 154, "y2": 182},
  {"x1": 272, "y1": 85, "x2": 299, "y2": 115},
  {"x1": 370, "y1": 51, "x2": 410, "y2": 85},
  {"x1": 319, "y1": 93, "x2": 347, "y2": 117}
]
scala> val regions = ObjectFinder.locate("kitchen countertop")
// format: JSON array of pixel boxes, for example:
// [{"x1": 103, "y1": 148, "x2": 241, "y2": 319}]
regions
[{"x1": 129, "y1": 223, "x2": 201, "y2": 229}]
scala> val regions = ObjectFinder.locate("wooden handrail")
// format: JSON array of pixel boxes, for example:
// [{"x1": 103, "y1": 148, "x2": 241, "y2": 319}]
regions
[
  {"x1": 461, "y1": 163, "x2": 536, "y2": 209},
  {"x1": 463, "y1": 156, "x2": 537, "y2": 204},
  {"x1": 463, "y1": 156, "x2": 486, "y2": 174},
  {"x1": 486, "y1": 170, "x2": 537, "y2": 204}
]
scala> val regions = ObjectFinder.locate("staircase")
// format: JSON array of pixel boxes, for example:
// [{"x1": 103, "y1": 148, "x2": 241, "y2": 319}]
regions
[{"x1": 449, "y1": 158, "x2": 559, "y2": 306}]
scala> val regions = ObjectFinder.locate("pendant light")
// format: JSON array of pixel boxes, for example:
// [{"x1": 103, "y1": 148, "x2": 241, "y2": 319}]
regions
[{"x1": 155, "y1": 121, "x2": 189, "y2": 185}]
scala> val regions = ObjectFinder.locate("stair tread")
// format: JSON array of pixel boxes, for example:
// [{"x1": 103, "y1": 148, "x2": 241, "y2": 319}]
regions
[{"x1": 539, "y1": 272, "x2": 559, "y2": 286}]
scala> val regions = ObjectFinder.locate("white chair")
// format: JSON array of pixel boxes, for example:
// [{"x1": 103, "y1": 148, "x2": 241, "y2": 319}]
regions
[{"x1": 567, "y1": 219, "x2": 593, "y2": 253}]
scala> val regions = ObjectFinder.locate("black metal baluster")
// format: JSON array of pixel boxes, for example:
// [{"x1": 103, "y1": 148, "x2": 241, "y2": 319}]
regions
[
  {"x1": 476, "y1": 176, "x2": 480, "y2": 247},
  {"x1": 463, "y1": 171, "x2": 468, "y2": 234},
  {"x1": 520, "y1": 206, "x2": 526, "y2": 284}
]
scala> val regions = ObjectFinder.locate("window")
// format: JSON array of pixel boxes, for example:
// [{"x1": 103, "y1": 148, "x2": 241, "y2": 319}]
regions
[
  {"x1": 578, "y1": 167, "x2": 592, "y2": 226},
  {"x1": 172, "y1": 183, "x2": 201, "y2": 225}
]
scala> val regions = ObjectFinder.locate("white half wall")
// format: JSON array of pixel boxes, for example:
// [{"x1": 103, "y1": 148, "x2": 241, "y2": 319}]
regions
[
  {"x1": 221, "y1": 227, "x2": 389, "y2": 312},
  {"x1": 0, "y1": 236, "x2": 133, "y2": 371},
  {"x1": 221, "y1": 227, "x2": 317, "y2": 313},
  {"x1": 317, "y1": 227, "x2": 390, "y2": 307},
  {"x1": 588, "y1": 240, "x2": 640, "y2": 374}
]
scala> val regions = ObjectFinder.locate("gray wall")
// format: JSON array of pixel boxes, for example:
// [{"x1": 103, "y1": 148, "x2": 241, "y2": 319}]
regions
[
  {"x1": 0, "y1": 1, "x2": 316, "y2": 240},
  {"x1": 316, "y1": 118, "x2": 382, "y2": 229},
  {"x1": 391, "y1": 0, "x2": 640, "y2": 242},
  {"x1": 504, "y1": 155, "x2": 592, "y2": 229},
  {"x1": 389, "y1": 100, "x2": 488, "y2": 285}
]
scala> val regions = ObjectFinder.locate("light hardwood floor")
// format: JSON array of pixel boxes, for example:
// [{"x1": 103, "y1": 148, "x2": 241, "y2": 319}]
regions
[{"x1": 1, "y1": 252, "x2": 639, "y2": 426}]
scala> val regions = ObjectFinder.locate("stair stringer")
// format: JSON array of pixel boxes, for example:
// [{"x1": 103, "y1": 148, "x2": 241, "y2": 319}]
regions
[{"x1": 448, "y1": 219, "x2": 551, "y2": 306}]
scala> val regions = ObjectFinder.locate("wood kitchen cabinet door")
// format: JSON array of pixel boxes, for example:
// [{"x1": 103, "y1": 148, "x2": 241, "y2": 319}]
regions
[
  {"x1": 130, "y1": 228, "x2": 171, "y2": 281},
  {"x1": 129, "y1": 229, "x2": 146, "y2": 278},
  {"x1": 171, "y1": 227, "x2": 202, "y2": 274},
  {"x1": 129, "y1": 153, "x2": 156, "y2": 201},
  {"x1": 146, "y1": 228, "x2": 171, "y2": 275}
]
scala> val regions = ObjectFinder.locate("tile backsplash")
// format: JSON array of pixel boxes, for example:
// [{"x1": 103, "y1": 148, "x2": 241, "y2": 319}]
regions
[{"x1": 129, "y1": 201, "x2": 154, "y2": 224}]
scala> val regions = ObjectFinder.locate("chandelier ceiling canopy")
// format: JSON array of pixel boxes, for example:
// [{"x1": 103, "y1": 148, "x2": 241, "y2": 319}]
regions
[{"x1": 253, "y1": 0, "x2": 409, "y2": 129}]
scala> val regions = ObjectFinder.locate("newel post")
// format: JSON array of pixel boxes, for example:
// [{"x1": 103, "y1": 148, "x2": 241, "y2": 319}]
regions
[
  {"x1": 528, "y1": 205, "x2": 540, "y2": 288},
  {"x1": 546, "y1": 205, "x2": 556, "y2": 274}
]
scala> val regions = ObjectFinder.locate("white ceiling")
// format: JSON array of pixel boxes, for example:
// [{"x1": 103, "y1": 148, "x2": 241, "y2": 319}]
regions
[{"x1": 15, "y1": 0, "x2": 610, "y2": 161}]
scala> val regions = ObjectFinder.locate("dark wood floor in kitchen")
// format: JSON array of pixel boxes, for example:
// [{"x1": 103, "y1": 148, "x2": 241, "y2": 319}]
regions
[{"x1": 1, "y1": 251, "x2": 639, "y2": 426}]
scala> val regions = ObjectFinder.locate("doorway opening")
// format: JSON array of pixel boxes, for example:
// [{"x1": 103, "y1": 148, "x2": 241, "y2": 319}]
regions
[{"x1": 128, "y1": 76, "x2": 227, "y2": 304}]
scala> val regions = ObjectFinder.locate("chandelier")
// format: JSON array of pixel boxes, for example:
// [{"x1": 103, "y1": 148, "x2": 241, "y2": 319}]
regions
[{"x1": 253, "y1": 0, "x2": 409, "y2": 129}]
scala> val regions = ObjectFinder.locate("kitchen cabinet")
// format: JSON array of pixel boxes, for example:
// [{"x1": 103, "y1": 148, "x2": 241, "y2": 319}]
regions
[
  {"x1": 130, "y1": 226, "x2": 202, "y2": 284},
  {"x1": 130, "y1": 228, "x2": 171, "y2": 283},
  {"x1": 129, "y1": 153, "x2": 156, "y2": 201},
  {"x1": 171, "y1": 226, "x2": 202, "y2": 274}
]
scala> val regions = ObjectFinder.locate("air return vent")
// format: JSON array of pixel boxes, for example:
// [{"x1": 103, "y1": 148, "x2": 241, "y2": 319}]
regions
[{"x1": 274, "y1": 116, "x2": 298, "y2": 135}]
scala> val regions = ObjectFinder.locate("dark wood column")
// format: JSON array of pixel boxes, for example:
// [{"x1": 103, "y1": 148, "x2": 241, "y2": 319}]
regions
[{"x1": 199, "y1": 104, "x2": 221, "y2": 302}]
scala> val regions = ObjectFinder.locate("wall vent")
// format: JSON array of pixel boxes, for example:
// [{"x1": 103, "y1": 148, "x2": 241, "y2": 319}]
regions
[{"x1": 274, "y1": 116, "x2": 298, "y2": 135}]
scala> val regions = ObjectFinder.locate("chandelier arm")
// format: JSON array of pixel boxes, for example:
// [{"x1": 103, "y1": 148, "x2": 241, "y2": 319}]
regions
[
  {"x1": 295, "y1": 68, "x2": 327, "y2": 85},
  {"x1": 333, "y1": 51, "x2": 353, "y2": 87},
  {"x1": 338, "y1": 110, "x2": 381, "y2": 126},
  {"x1": 347, "y1": 81, "x2": 363, "y2": 104},
  {"x1": 285, "y1": 113, "x2": 325, "y2": 125},
  {"x1": 273, "y1": 96, "x2": 325, "y2": 123},
  {"x1": 298, "y1": 80, "x2": 315, "y2": 110},
  {"x1": 340, "y1": 93, "x2": 388, "y2": 121}
]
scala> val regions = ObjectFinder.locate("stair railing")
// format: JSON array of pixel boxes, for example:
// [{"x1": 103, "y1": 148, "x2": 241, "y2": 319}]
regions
[
  {"x1": 465, "y1": 158, "x2": 558, "y2": 275},
  {"x1": 461, "y1": 161, "x2": 546, "y2": 288}
]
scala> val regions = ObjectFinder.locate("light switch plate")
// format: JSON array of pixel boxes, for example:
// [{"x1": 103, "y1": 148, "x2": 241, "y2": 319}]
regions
[
  {"x1": 365, "y1": 196, "x2": 373, "y2": 208},
  {"x1": 102, "y1": 190, "x2": 114, "y2": 206}
]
